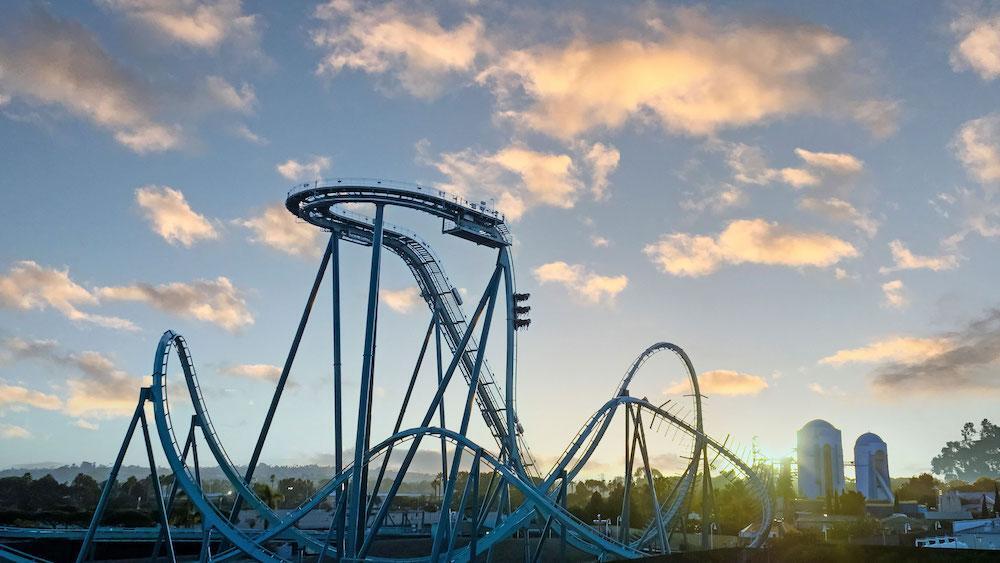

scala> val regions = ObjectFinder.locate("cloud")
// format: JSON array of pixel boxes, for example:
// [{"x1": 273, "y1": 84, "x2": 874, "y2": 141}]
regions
[
  {"x1": 0, "y1": 261, "x2": 136, "y2": 330},
  {"x1": 879, "y1": 240, "x2": 959, "y2": 274},
  {"x1": 419, "y1": 141, "x2": 590, "y2": 220},
  {"x1": 941, "y1": 188, "x2": 1000, "y2": 249},
  {"x1": 590, "y1": 235, "x2": 610, "y2": 248},
  {"x1": 819, "y1": 336, "x2": 953, "y2": 366},
  {"x1": 99, "y1": 0, "x2": 260, "y2": 50},
  {"x1": 533, "y1": 261, "x2": 627, "y2": 304},
  {"x1": 798, "y1": 197, "x2": 879, "y2": 237},
  {"x1": 98, "y1": 277, "x2": 253, "y2": 331},
  {"x1": 235, "y1": 204, "x2": 324, "y2": 257},
  {"x1": 221, "y1": 363, "x2": 281, "y2": 382},
  {"x1": 718, "y1": 142, "x2": 861, "y2": 190},
  {"x1": 870, "y1": 308, "x2": 1000, "y2": 395},
  {"x1": 205, "y1": 75, "x2": 256, "y2": 113},
  {"x1": 807, "y1": 382, "x2": 844, "y2": 397},
  {"x1": 665, "y1": 370, "x2": 768, "y2": 396},
  {"x1": 73, "y1": 419, "x2": 99, "y2": 430},
  {"x1": 582, "y1": 142, "x2": 621, "y2": 200},
  {"x1": 276, "y1": 156, "x2": 331, "y2": 181},
  {"x1": 0, "y1": 424, "x2": 30, "y2": 439},
  {"x1": 0, "y1": 337, "x2": 145, "y2": 419},
  {"x1": 953, "y1": 113, "x2": 1000, "y2": 185},
  {"x1": 311, "y1": 0, "x2": 487, "y2": 99},
  {"x1": 381, "y1": 287, "x2": 422, "y2": 313},
  {"x1": 851, "y1": 99, "x2": 900, "y2": 139},
  {"x1": 0, "y1": 6, "x2": 180, "y2": 153},
  {"x1": 880, "y1": 279, "x2": 907, "y2": 309},
  {"x1": 234, "y1": 124, "x2": 266, "y2": 144},
  {"x1": 950, "y1": 12, "x2": 1000, "y2": 80},
  {"x1": 0, "y1": 383, "x2": 62, "y2": 412},
  {"x1": 478, "y1": 11, "x2": 854, "y2": 139},
  {"x1": 793, "y1": 148, "x2": 864, "y2": 174},
  {"x1": 135, "y1": 186, "x2": 218, "y2": 247},
  {"x1": 643, "y1": 219, "x2": 858, "y2": 277},
  {"x1": 681, "y1": 184, "x2": 748, "y2": 214}
]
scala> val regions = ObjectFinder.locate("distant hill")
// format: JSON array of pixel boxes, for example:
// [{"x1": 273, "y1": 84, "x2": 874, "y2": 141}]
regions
[{"x1": 0, "y1": 462, "x2": 437, "y2": 492}]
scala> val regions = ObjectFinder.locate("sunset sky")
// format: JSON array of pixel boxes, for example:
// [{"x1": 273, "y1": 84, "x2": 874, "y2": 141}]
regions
[{"x1": 2, "y1": 1, "x2": 1000, "y2": 479}]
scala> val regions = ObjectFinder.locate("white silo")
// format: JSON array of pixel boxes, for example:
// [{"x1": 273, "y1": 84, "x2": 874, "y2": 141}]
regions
[
  {"x1": 796, "y1": 419, "x2": 845, "y2": 499},
  {"x1": 855, "y1": 432, "x2": 893, "y2": 502}
]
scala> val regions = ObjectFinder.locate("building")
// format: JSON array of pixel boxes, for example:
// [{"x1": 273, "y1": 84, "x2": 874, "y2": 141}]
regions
[
  {"x1": 854, "y1": 432, "x2": 893, "y2": 502},
  {"x1": 796, "y1": 419, "x2": 845, "y2": 499},
  {"x1": 951, "y1": 518, "x2": 1000, "y2": 550}
]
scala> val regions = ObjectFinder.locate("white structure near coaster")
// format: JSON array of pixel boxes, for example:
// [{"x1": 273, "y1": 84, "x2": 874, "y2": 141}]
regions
[
  {"x1": 796, "y1": 419, "x2": 845, "y2": 499},
  {"x1": 854, "y1": 432, "x2": 893, "y2": 503}
]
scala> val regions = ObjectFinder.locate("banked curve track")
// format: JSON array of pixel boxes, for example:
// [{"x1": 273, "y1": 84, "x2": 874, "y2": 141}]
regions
[{"x1": 58, "y1": 178, "x2": 772, "y2": 562}]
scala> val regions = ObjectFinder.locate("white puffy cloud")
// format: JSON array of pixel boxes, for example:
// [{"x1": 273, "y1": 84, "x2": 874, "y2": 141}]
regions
[
  {"x1": 881, "y1": 279, "x2": 907, "y2": 309},
  {"x1": 311, "y1": 0, "x2": 487, "y2": 98},
  {"x1": 793, "y1": 148, "x2": 864, "y2": 174},
  {"x1": 205, "y1": 75, "x2": 256, "y2": 113},
  {"x1": 420, "y1": 139, "x2": 620, "y2": 219},
  {"x1": 98, "y1": 277, "x2": 253, "y2": 331},
  {"x1": 381, "y1": 287, "x2": 422, "y2": 314},
  {"x1": 99, "y1": 0, "x2": 260, "y2": 50},
  {"x1": 665, "y1": 370, "x2": 768, "y2": 396},
  {"x1": 951, "y1": 12, "x2": 1000, "y2": 80},
  {"x1": 807, "y1": 382, "x2": 845, "y2": 397},
  {"x1": 234, "y1": 124, "x2": 266, "y2": 144},
  {"x1": 718, "y1": 142, "x2": 861, "y2": 190},
  {"x1": 0, "y1": 383, "x2": 62, "y2": 412},
  {"x1": 879, "y1": 240, "x2": 959, "y2": 274},
  {"x1": 276, "y1": 156, "x2": 331, "y2": 181},
  {"x1": 135, "y1": 186, "x2": 218, "y2": 247},
  {"x1": 0, "y1": 7, "x2": 180, "y2": 153},
  {"x1": 953, "y1": 113, "x2": 1000, "y2": 184},
  {"x1": 221, "y1": 363, "x2": 281, "y2": 382},
  {"x1": 0, "y1": 261, "x2": 136, "y2": 330},
  {"x1": 681, "y1": 184, "x2": 748, "y2": 214},
  {"x1": 74, "y1": 419, "x2": 99, "y2": 430},
  {"x1": 0, "y1": 424, "x2": 31, "y2": 439},
  {"x1": 236, "y1": 204, "x2": 324, "y2": 257},
  {"x1": 643, "y1": 219, "x2": 858, "y2": 277},
  {"x1": 0, "y1": 338, "x2": 146, "y2": 419},
  {"x1": 582, "y1": 142, "x2": 621, "y2": 200},
  {"x1": 533, "y1": 261, "x2": 627, "y2": 304},
  {"x1": 820, "y1": 336, "x2": 954, "y2": 366},
  {"x1": 851, "y1": 99, "x2": 900, "y2": 139},
  {"x1": 590, "y1": 235, "x2": 610, "y2": 248},
  {"x1": 798, "y1": 197, "x2": 878, "y2": 237},
  {"x1": 478, "y1": 11, "x2": 855, "y2": 138}
]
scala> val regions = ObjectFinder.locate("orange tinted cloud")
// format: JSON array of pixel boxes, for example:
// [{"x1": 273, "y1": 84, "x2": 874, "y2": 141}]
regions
[{"x1": 644, "y1": 219, "x2": 858, "y2": 277}]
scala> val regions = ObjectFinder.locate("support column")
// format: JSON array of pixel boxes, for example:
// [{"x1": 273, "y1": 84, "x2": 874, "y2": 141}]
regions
[
  {"x1": 345, "y1": 204, "x2": 386, "y2": 557},
  {"x1": 330, "y1": 234, "x2": 345, "y2": 560}
]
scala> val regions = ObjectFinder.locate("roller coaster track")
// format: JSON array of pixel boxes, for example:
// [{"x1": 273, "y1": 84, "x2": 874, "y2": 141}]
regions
[{"x1": 17, "y1": 178, "x2": 773, "y2": 562}]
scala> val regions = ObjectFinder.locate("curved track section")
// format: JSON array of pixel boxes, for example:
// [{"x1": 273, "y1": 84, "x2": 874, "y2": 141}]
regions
[{"x1": 64, "y1": 178, "x2": 773, "y2": 562}]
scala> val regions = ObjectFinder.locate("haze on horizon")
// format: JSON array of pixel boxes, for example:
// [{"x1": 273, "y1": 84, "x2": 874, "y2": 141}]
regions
[{"x1": 2, "y1": 0, "x2": 1000, "y2": 481}]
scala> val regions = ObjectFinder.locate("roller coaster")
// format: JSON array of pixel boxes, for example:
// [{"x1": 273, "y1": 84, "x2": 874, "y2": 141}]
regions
[{"x1": 1, "y1": 178, "x2": 772, "y2": 562}]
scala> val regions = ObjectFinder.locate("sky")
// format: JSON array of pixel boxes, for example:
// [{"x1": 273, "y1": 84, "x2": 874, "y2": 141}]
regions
[{"x1": 1, "y1": 0, "x2": 1000, "y2": 480}]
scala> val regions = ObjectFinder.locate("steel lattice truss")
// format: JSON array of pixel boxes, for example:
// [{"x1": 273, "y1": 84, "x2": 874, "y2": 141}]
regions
[{"x1": 53, "y1": 179, "x2": 772, "y2": 562}]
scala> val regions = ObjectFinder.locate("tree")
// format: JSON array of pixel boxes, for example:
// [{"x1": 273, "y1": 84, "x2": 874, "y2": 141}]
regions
[
  {"x1": 896, "y1": 474, "x2": 941, "y2": 509},
  {"x1": 932, "y1": 419, "x2": 1000, "y2": 481},
  {"x1": 715, "y1": 479, "x2": 757, "y2": 535},
  {"x1": 981, "y1": 495, "x2": 989, "y2": 519},
  {"x1": 839, "y1": 491, "x2": 866, "y2": 517},
  {"x1": 69, "y1": 473, "x2": 101, "y2": 510},
  {"x1": 995, "y1": 483, "x2": 999, "y2": 518}
]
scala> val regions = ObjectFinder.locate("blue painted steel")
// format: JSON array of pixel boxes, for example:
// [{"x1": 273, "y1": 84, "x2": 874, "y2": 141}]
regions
[{"x1": 52, "y1": 179, "x2": 775, "y2": 562}]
